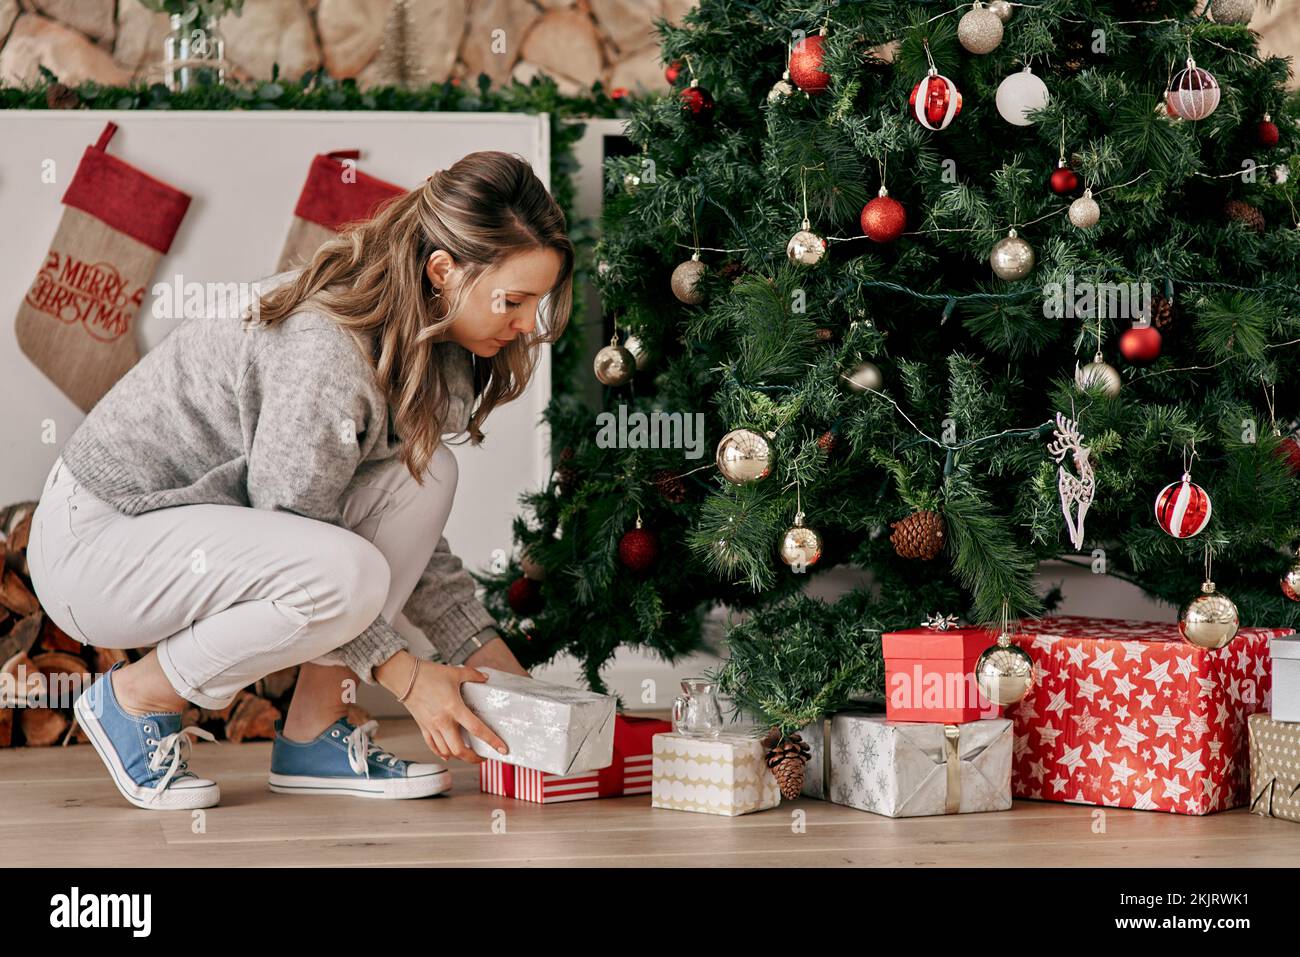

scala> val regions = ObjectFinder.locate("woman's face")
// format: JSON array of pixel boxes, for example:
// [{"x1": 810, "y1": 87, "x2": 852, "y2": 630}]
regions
[{"x1": 425, "y1": 247, "x2": 563, "y2": 358}]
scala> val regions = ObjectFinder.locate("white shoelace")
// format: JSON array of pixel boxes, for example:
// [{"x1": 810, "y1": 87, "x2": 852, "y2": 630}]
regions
[
  {"x1": 146, "y1": 725, "x2": 215, "y2": 804},
  {"x1": 343, "y1": 720, "x2": 400, "y2": 779}
]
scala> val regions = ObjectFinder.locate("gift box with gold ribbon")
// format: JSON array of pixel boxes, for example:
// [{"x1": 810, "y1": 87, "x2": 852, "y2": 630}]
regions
[
  {"x1": 1248, "y1": 714, "x2": 1300, "y2": 823},
  {"x1": 798, "y1": 712, "x2": 1013, "y2": 817}
]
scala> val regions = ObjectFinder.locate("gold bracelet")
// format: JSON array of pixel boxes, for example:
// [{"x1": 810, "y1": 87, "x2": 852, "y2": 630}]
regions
[{"x1": 396, "y1": 657, "x2": 422, "y2": 702}]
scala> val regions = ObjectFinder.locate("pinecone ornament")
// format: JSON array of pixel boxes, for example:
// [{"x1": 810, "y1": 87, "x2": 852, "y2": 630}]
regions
[
  {"x1": 817, "y1": 430, "x2": 838, "y2": 454},
  {"x1": 1149, "y1": 293, "x2": 1174, "y2": 332},
  {"x1": 653, "y1": 469, "x2": 687, "y2": 503},
  {"x1": 1224, "y1": 199, "x2": 1266, "y2": 234},
  {"x1": 719, "y1": 259, "x2": 749, "y2": 283},
  {"x1": 761, "y1": 727, "x2": 811, "y2": 799},
  {"x1": 554, "y1": 445, "x2": 577, "y2": 495},
  {"x1": 890, "y1": 509, "x2": 946, "y2": 560},
  {"x1": 1131, "y1": 0, "x2": 1160, "y2": 13}
]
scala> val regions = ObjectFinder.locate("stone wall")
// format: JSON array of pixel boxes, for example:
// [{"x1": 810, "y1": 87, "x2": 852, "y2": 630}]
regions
[
  {"x1": 0, "y1": 1, "x2": 1296, "y2": 95},
  {"x1": 0, "y1": 0, "x2": 698, "y2": 95}
]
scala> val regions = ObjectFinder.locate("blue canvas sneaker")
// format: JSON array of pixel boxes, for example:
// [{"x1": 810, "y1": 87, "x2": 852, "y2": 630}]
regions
[
  {"x1": 72, "y1": 660, "x2": 220, "y2": 810},
  {"x1": 268, "y1": 716, "x2": 451, "y2": 799}
]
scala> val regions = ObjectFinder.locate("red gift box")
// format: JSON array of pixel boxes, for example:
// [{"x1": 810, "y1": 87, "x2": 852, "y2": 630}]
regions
[
  {"x1": 479, "y1": 714, "x2": 670, "y2": 804},
  {"x1": 881, "y1": 625, "x2": 999, "y2": 723},
  {"x1": 1006, "y1": 616, "x2": 1293, "y2": 815}
]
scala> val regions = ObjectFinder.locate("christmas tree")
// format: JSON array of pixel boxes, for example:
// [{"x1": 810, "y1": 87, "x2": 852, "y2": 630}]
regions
[{"x1": 479, "y1": 0, "x2": 1300, "y2": 738}]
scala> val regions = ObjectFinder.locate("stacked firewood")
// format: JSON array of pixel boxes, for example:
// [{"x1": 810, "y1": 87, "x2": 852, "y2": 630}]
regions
[{"x1": 1, "y1": 501, "x2": 369, "y2": 747}]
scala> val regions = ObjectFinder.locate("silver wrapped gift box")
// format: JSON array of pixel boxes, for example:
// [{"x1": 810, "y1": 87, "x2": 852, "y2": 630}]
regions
[
  {"x1": 798, "y1": 711, "x2": 1012, "y2": 817},
  {"x1": 459, "y1": 667, "x2": 616, "y2": 776}
]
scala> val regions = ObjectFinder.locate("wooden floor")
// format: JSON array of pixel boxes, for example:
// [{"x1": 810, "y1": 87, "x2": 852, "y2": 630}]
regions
[{"x1": 4, "y1": 714, "x2": 1300, "y2": 867}]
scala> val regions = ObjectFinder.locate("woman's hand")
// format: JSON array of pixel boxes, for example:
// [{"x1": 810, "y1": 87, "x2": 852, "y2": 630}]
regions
[
  {"x1": 464, "y1": 634, "x2": 529, "y2": 676},
  {"x1": 376, "y1": 651, "x2": 508, "y2": 763}
]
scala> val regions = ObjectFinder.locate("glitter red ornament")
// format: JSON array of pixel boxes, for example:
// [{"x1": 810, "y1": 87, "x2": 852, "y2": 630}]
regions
[
  {"x1": 1119, "y1": 324, "x2": 1162, "y2": 365},
  {"x1": 1258, "y1": 113, "x2": 1280, "y2": 147},
  {"x1": 1154, "y1": 473, "x2": 1212, "y2": 538},
  {"x1": 1274, "y1": 436, "x2": 1300, "y2": 475},
  {"x1": 618, "y1": 525, "x2": 661, "y2": 573},
  {"x1": 507, "y1": 576, "x2": 544, "y2": 617},
  {"x1": 680, "y1": 83, "x2": 714, "y2": 122},
  {"x1": 909, "y1": 69, "x2": 962, "y2": 130},
  {"x1": 789, "y1": 32, "x2": 831, "y2": 94},
  {"x1": 1049, "y1": 163, "x2": 1080, "y2": 195},
  {"x1": 860, "y1": 187, "x2": 907, "y2": 243}
]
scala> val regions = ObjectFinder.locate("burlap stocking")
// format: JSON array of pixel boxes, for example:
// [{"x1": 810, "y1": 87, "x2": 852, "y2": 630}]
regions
[
  {"x1": 276, "y1": 149, "x2": 405, "y2": 272},
  {"x1": 16, "y1": 121, "x2": 191, "y2": 413}
]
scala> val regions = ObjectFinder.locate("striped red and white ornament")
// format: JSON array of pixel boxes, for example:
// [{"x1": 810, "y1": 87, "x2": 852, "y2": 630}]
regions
[
  {"x1": 1154, "y1": 471, "x2": 1212, "y2": 538},
  {"x1": 909, "y1": 68, "x2": 962, "y2": 130}
]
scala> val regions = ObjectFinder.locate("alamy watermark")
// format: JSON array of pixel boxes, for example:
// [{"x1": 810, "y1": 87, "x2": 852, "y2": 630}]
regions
[
  {"x1": 595, "y1": 404, "x2": 706, "y2": 459},
  {"x1": 1043, "y1": 276, "x2": 1153, "y2": 321}
]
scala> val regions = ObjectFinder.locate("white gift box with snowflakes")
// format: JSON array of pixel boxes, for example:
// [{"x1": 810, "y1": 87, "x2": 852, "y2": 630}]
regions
[
  {"x1": 1271, "y1": 635, "x2": 1300, "y2": 722},
  {"x1": 798, "y1": 712, "x2": 1013, "y2": 817}
]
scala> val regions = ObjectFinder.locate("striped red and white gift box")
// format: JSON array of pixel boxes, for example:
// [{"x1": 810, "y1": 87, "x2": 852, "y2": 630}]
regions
[{"x1": 479, "y1": 714, "x2": 669, "y2": 804}]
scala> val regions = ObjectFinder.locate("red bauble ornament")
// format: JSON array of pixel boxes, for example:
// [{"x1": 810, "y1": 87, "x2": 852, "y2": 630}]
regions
[
  {"x1": 1049, "y1": 165, "x2": 1080, "y2": 195},
  {"x1": 789, "y1": 33, "x2": 831, "y2": 94},
  {"x1": 1273, "y1": 436, "x2": 1300, "y2": 475},
  {"x1": 1154, "y1": 473, "x2": 1212, "y2": 538},
  {"x1": 860, "y1": 189, "x2": 907, "y2": 243},
  {"x1": 507, "y1": 576, "x2": 543, "y2": 617},
  {"x1": 665, "y1": 60, "x2": 682, "y2": 84},
  {"x1": 1119, "y1": 324, "x2": 1162, "y2": 365},
  {"x1": 680, "y1": 84, "x2": 714, "y2": 121},
  {"x1": 1258, "y1": 114, "x2": 1280, "y2": 147},
  {"x1": 618, "y1": 526, "x2": 660, "y2": 573},
  {"x1": 909, "y1": 69, "x2": 962, "y2": 130}
]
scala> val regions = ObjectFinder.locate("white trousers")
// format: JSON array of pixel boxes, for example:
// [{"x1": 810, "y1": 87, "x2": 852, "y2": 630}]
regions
[{"x1": 26, "y1": 447, "x2": 459, "y2": 709}]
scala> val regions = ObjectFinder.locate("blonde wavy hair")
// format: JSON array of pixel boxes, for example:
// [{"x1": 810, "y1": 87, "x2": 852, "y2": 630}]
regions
[{"x1": 254, "y1": 150, "x2": 574, "y2": 483}]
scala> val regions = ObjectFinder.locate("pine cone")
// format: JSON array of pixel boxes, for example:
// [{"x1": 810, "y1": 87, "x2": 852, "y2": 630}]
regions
[
  {"x1": 890, "y1": 509, "x2": 945, "y2": 560},
  {"x1": 1131, "y1": 0, "x2": 1160, "y2": 13},
  {"x1": 813, "y1": 327, "x2": 836, "y2": 344},
  {"x1": 1224, "y1": 199, "x2": 1265, "y2": 234},
  {"x1": 45, "y1": 82, "x2": 80, "y2": 110},
  {"x1": 719, "y1": 260, "x2": 749, "y2": 283},
  {"x1": 653, "y1": 469, "x2": 687, "y2": 503},
  {"x1": 817, "y1": 430, "x2": 838, "y2": 454},
  {"x1": 1149, "y1": 294, "x2": 1174, "y2": 333},
  {"x1": 761, "y1": 727, "x2": 811, "y2": 800}
]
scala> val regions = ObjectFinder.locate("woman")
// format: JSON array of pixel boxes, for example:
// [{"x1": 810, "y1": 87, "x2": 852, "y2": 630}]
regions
[{"x1": 25, "y1": 150, "x2": 573, "y2": 810}]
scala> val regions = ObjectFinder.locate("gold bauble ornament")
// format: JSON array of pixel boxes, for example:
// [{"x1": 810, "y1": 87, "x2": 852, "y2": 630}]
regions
[
  {"x1": 1282, "y1": 560, "x2": 1300, "y2": 601},
  {"x1": 623, "y1": 172, "x2": 641, "y2": 195},
  {"x1": 1179, "y1": 580, "x2": 1240, "y2": 649},
  {"x1": 778, "y1": 511, "x2": 823, "y2": 569},
  {"x1": 593, "y1": 336, "x2": 636, "y2": 386},
  {"x1": 623, "y1": 333, "x2": 652, "y2": 371},
  {"x1": 786, "y1": 219, "x2": 826, "y2": 265},
  {"x1": 671, "y1": 254, "x2": 707, "y2": 304},
  {"x1": 844, "y1": 360, "x2": 883, "y2": 392},
  {"x1": 1075, "y1": 353, "x2": 1121, "y2": 398},
  {"x1": 1210, "y1": 0, "x2": 1254, "y2": 25},
  {"x1": 716, "y1": 428, "x2": 774, "y2": 484},
  {"x1": 768, "y1": 69, "x2": 794, "y2": 104},
  {"x1": 958, "y1": 3, "x2": 1005, "y2": 55},
  {"x1": 988, "y1": 0, "x2": 1013, "y2": 22},
  {"x1": 975, "y1": 633, "x2": 1035, "y2": 705},
  {"x1": 1068, "y1": 188, "x2": 1101, "y2": 229},
  {"x1": 989, "y1": 228, "x2": 1035, "y2": 280}
]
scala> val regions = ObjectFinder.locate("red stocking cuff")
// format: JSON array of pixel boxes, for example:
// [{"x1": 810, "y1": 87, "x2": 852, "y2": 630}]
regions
[{"x1": 292, "y1": 150, "x2": 406, "y2": 232}]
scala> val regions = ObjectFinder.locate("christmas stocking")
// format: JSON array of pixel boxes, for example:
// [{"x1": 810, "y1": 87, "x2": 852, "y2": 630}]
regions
[
  {"x1": 277, "y1": 150, "x2": 405, "y2": 272},
  {"x1": 16, "y1": 121, "x2": 191, "y2": 413}
]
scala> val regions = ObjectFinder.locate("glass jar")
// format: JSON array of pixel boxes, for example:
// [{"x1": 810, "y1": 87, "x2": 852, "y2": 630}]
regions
[{"x1": 164, "y1": 11, "x2": 226, "y2": 92}]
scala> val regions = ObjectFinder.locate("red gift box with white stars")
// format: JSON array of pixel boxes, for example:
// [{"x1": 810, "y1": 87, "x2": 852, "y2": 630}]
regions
[{"x1": 1005, "y1": 616, "x2": 1293, "y2": 815}]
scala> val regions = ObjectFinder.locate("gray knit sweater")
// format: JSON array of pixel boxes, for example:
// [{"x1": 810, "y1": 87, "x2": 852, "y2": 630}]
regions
[{"x1": 57, "y1": 269, "x2": 499, "y2": 684}]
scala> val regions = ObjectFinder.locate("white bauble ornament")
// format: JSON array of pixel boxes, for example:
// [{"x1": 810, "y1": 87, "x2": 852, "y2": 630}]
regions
[
  {"x1": 989, "y1": 228, "x2": 1034, "y2": 280},
  {"x1": 958, "y1": 3, "x2": 1004, "y2": 55},
  {"x1": 1075, "y1": 354, "x2": 1121, "y2": 397},
  {"x1": 995, "y1": 66, "x2": 1049, "y2": 126},
  {"x1": 1069, "y1": 188, "x2": 1100, "y2": 229},
  {"x1": 844, "y1": 360, "x2": 883, "y2": 392}
]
